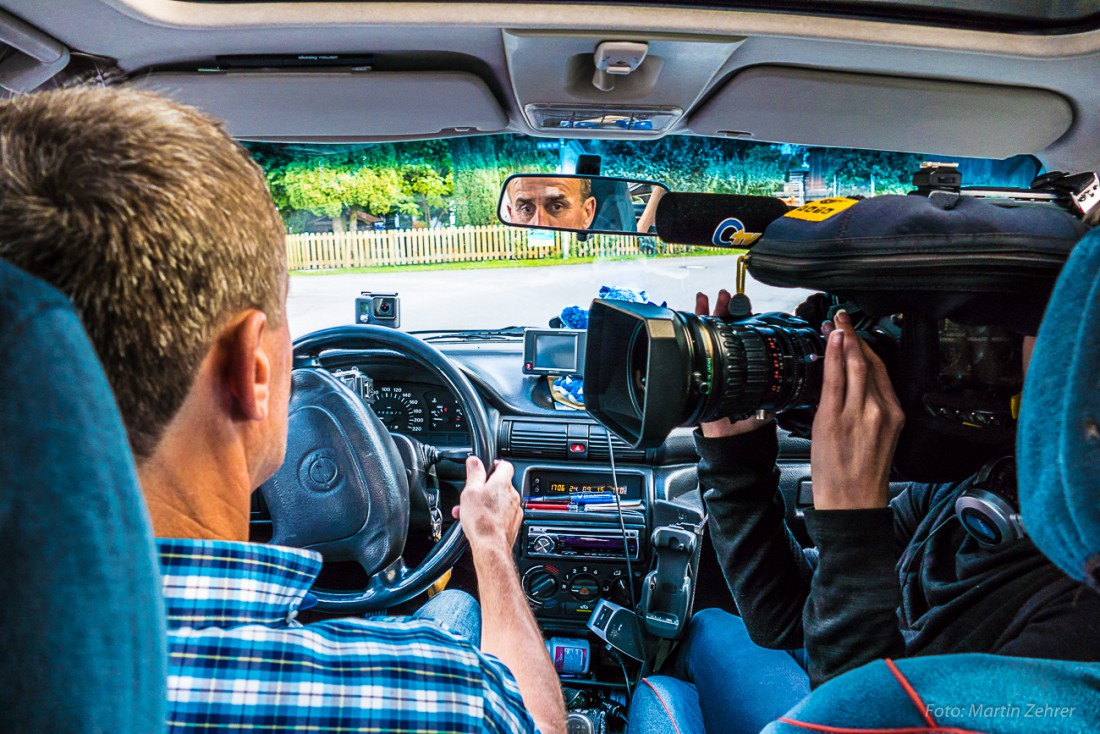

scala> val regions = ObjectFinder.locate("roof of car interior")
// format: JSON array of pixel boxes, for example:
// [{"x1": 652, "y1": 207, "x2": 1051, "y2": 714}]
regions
[{"x1": 4, "y1": 0, "x2": 1100, "y2": 172}]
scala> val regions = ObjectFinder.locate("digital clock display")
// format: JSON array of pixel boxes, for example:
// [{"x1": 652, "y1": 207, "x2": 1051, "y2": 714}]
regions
[{"x1": 527, "y1": 470, "x2": 644, "y2": 500}]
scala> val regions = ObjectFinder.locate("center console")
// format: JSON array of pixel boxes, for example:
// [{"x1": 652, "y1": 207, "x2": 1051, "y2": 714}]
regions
[
  {"x1": 499, "y1": 415, "x2": 703, "y2": 731},
  {"x1": 517, "y1": 465, "x2": 649, "y2": 622}
]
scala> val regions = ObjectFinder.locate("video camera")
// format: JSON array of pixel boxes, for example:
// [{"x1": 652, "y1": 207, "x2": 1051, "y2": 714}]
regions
[
  {"x1": 582, "y1": 165, "x2": 1093, "y2": 480},
  {"x1": 583, "y1": 297, "x2": 898, "y2": 449}
]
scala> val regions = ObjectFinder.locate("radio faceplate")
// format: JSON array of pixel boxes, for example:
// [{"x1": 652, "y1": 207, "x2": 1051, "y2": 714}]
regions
[
  {"x1": 519, "y1": 519, "x2": 647, "y2": 622},
  {"x1": 525, "y1": 523, "x2": 641, "y2": 561}
]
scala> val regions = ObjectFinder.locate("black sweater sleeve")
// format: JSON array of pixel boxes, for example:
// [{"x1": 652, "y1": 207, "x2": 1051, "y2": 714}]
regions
[
  {"x1": 696, "y1": 423, "x2": 816, "y2": 650},
  {"x1": 801, "y1": 508, "x2": 904, "y2": 687}
]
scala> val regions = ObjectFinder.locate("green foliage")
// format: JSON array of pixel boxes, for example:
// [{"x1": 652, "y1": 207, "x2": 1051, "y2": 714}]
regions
[
  {"x1": 247, "y1": 136, "x2": 1028, "y2": 233},
  {"x1": 592, "y1": 137, "x2": 792, "y2": 195},
  {"x1": 449, "y1": 136, "x2": 557, "y2": 226},
  {"x1": 816, "y1": 148, "x2": 925, "y2": 196}
]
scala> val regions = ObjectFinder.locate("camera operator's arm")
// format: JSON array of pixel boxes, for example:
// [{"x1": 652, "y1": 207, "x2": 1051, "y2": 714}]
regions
[
  {"x1": 802, "y1": 311, "x2": 907, "y2": 686},
  {"x1": 694, "y1": 291, "x2": 818, "y2": 650}
]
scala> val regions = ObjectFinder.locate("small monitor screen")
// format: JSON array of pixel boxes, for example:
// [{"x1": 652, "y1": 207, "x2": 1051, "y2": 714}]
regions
[
  {"x1": 523, "y1": 329, "x2": 587, "y2": 376},
  {"x1": 535, "y1": 333, "x2": 579, "y2": 371}
]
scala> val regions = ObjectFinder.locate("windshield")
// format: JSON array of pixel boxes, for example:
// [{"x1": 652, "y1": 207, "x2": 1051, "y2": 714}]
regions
[{"x1": 244, "y1": 136, "x2": 1039, "y2": 338}]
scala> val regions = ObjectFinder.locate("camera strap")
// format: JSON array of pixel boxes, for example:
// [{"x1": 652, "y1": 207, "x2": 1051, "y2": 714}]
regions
[{"x1": 728, "y1": 254, "x2": 753, "y2": 318}]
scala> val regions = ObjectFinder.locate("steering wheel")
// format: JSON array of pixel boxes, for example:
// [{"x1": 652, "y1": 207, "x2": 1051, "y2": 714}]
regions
[{"x1": 257, "y1": 325, "x2": 494, "y2": 613}]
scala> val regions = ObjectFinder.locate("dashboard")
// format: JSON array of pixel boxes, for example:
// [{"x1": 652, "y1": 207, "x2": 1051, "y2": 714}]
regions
[{"x1": 305, "y1": 338, "x2": 812, "y2": 722}]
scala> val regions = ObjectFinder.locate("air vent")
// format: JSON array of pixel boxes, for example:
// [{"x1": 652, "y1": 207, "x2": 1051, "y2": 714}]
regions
[
  {"x1": 503, "y1": 420, "x2": 649, "y2": 462},
  {"x1": 507, "y1": 421, "x2": 569, "y2": 459},
  {"x1": 588, "y1": 428, "x2": 647, "y2": 463}
]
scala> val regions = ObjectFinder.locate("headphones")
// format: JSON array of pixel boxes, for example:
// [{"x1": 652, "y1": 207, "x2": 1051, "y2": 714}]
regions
[{"x1": 955, "y1": 456, "x2": 1026, "y2": 547}]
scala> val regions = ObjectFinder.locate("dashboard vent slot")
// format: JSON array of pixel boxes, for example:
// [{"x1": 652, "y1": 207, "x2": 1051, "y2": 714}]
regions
[
  {"x1": 508, "y1": 421, "x2": 569, "y2": 459},
  {"x1": 588, "y1": 427, "x2": 647, "y2": 463}
]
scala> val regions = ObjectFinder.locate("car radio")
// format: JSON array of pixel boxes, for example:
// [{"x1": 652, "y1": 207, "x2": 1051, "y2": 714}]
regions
[{"x1": 525, "y1": 523, "x2": 641, "y2": 561}]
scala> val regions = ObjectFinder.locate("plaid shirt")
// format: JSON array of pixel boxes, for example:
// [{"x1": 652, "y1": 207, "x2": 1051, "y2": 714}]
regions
[{"x1": 158, "y1": 538, "x2": 538, "y2": 733}]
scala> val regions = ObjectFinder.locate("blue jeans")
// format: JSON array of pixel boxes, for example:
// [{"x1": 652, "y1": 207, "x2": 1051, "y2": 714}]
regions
[
  {"x1": 412, "y1": 589, "x2": 482, "y2": 647},
  {"x1": 628, "y1": 609, "x2": 810, "y2": 734}
]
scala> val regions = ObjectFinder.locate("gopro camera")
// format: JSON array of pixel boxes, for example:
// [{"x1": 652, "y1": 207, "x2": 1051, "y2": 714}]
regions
[{"x1": 354, "y1": 292, "x2": 401, "y2": 329}]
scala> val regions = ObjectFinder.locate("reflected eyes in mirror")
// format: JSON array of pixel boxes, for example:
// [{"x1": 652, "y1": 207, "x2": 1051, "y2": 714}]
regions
[
  {"x1": 498, "y1": 173, "x2": 669, "y2": 236},
  {"x1": 504, "y1": 179, "x2": 597, "y2": 229}
]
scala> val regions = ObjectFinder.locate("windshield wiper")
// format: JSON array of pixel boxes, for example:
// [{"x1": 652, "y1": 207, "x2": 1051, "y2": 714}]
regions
[{"x1": 414, "y1": 326, "x2": 529, "y2": 343}]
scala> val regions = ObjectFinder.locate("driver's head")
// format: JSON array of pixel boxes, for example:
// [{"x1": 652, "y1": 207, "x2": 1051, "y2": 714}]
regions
[
  {"x1": 506, "y1": 176, "x2": 596, "y2": 229},
  {"x1": 0, "y1": 87, "x2": 290, "y2": 495}
]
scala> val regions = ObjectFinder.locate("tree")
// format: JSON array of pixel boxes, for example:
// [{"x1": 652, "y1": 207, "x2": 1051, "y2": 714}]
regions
[
  {"x1": 403, "y1": 164, "x2": 453, "y2": 226},
  {"x1": 258, "y1": 145, "x2": 413, "y2": 233}
]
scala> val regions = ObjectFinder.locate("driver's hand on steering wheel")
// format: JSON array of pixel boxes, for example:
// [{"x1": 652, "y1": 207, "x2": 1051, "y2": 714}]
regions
[{"x1": 452, "y1": 457, "x2": 523, "y2": 553}]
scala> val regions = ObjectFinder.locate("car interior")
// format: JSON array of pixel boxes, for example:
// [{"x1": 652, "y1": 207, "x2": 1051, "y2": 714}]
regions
[{"x1": 2, "y1": 1, "x2": 1099, "y2": 731}]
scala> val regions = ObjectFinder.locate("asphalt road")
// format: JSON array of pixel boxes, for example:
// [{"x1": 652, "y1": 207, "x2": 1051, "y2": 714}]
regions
[{"x1": 287, "y1": 254, "x2": 812, "y2": 337}]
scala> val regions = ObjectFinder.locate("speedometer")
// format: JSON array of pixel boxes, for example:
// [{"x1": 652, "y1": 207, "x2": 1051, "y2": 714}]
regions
[{"x1": 372, "y1": 385, "x2": 427, "y2": 433}]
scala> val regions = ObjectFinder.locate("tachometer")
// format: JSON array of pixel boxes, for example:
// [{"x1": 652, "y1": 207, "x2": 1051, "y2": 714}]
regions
[{"x1": 372, "y1": 385, "x2": 427, "y2": 433}]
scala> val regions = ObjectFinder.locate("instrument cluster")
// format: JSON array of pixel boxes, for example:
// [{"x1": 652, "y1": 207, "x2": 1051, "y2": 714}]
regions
[{"x1": 331, "y1": 367, "x2": 469, "y2": 446}]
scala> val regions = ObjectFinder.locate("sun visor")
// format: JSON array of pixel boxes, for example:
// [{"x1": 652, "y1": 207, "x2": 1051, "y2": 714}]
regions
[
  {"x1": 689, "y1": 66, "x2": 1072, "y2": 159},
  {"x1": 128, "y1": 70, "x2": 508, "y2": 139}
]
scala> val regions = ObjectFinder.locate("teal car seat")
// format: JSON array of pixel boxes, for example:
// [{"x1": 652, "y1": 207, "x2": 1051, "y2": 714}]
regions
[{"x1": 0, "y1": 260, "x2": 166, "y2": 732}]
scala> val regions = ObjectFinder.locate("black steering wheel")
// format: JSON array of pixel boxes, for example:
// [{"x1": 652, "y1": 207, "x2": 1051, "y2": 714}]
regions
[{"x1": 258, "y1": 325, "x2": 494, "y2": 613}]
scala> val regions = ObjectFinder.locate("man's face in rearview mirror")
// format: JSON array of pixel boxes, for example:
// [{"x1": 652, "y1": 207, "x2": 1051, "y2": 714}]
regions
[{"x1": 505, "y1": 177, "x2": 597, "y2": 230}]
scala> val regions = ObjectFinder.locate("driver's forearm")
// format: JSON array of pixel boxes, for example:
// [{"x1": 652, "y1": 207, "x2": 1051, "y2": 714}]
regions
[{"x1": 472, "y1": 544, "x2": 566, "y2": 734}]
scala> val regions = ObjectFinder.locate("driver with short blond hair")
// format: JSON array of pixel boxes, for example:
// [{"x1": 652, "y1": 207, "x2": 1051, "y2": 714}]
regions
[{"x1": 0, "y1": 86, "x2": 564, "y2": 734}]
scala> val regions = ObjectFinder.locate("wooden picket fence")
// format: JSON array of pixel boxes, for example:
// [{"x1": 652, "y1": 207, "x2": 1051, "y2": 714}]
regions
[{"x1": 285, "y1": 225, "x2": 696, "y2": 271}]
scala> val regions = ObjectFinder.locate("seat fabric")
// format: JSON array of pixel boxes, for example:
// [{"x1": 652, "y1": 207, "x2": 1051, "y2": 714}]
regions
[{"x1": 0, "y1": 260, "x2": 166, "y2": 733}]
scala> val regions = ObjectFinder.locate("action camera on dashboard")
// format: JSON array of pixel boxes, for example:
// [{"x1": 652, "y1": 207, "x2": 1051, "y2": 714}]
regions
[{"x1": 354, "y1": 291, "x2": 401, "y2": 329}]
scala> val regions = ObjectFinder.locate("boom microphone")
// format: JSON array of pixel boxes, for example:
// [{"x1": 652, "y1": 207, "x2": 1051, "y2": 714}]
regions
[{"x1": 655, "y1": 192, "x2": 790, "y2": 247}]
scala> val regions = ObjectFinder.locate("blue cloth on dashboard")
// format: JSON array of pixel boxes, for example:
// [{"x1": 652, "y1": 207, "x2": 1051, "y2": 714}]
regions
[
  {"x1": 560, "y1": 305, "x2": 590, "y2": 330},
  {"x1": 552, "y1": 374, "x2": 585, "y2": 404},
  {"x1": 0, "y1": 259, "x2": 166, "y2": 732},
  {"x1": 557, "y1": 286, "x2": 661, "y2": 406},
  {"x1": 1017, "y1": 225, "x2": 1100, "y2": 588},
  {"x1": 559, "y1": 285, "x2": 655, "y2": 329}
]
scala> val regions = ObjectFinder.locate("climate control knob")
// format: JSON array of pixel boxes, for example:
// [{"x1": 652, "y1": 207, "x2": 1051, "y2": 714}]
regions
[
  {"x1": 568, "y1": 574, "x2": 600, "y2": 602},
  {"x1": 523, "y1": 567, "x2": 559, "y2": 603}
]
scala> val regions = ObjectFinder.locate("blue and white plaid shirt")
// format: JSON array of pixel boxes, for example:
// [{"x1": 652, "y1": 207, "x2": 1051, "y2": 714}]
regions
[{"x1": 158, "y1": 538, "x2": 538, "y2": 733}]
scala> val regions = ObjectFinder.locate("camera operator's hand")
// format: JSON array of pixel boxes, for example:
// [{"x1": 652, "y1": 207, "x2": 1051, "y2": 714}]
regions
[
  {"x1": 695, "y1": 290, "x2": 774, "y2": 438},
  {"x1": 452, "y1": 457, "x2": 522, "y2": 552},
  {"x1": 811, "y1": 310, "x2": 904, "y2": 510}
]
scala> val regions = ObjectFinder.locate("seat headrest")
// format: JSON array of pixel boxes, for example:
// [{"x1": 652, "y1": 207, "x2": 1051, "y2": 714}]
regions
[{"x1": 1017, "y1": 226, "x2": 1100, "y2": 590}]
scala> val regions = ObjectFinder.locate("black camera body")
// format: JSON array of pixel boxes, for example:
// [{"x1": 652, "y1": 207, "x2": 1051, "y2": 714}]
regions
[{"x1": 354, "y1": 291, "x2": 401, "y2": 329}]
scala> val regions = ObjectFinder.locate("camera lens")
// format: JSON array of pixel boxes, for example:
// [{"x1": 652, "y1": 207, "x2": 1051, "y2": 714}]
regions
[
  {"x1": 378, "y1": 302, "x2": 391, "y2": 314},
  {"x1": 585, "y1": 300, "x2": 825, "y2": 448}
]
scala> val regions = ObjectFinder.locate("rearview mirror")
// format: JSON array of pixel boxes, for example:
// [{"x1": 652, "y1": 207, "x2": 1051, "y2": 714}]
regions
[{"x1": 497, "y1": 173, "x2": 669, "y2": 236}]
